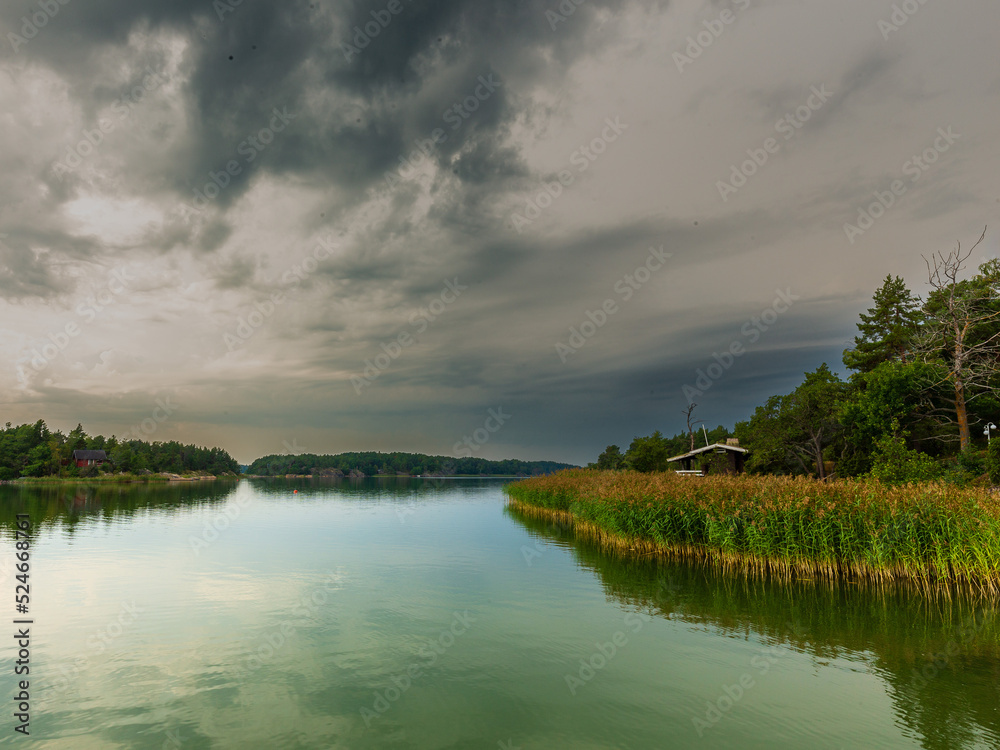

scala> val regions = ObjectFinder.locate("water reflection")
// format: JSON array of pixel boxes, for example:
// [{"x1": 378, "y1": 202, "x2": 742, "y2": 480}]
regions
[
  {"x1": 508, "y1": 505, "x2": 1000, "y2": 750},
  {"x1": 0, "y1": 480, "x2": 240, "y2": 534},
  {"x1": 0, "y1": 476, "x2": 512, "y2": 534}
]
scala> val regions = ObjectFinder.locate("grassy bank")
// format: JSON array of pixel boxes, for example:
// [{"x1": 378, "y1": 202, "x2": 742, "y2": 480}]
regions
[
  {"x1": 10, "y1": 473, "x2": 230, "y2": 485},
  {"x1": 504, "y1": 470, "x2": 1000, "y2": 592}
]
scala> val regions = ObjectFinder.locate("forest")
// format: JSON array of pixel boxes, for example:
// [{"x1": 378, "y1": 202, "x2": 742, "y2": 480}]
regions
[
  {"x1": 246, "y1": 451, "x2": 575, "y2": 477},
  {"x1": 0, "y1": 420, "x2": 241, "y2": 479},
  {"x1": 593, "y1": 228, "x2": 1000, "y2": 485}
]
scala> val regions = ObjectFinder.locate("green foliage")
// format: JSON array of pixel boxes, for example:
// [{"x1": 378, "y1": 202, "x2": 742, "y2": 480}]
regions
[
  {"x1": 595, "y1": 445, "x2": 625, "y2": 470},
  {"x1": 866, "y1": 424, "x2": 943, "y2": 484},
  {"x1": 624, "y1": 432, "x2": 671, "y2": 473},
  {"x1": 245, "y1": 451, "x2": 574, "y2": 477},
  {"x1": 595, "y1": 426, "x2": 729, "y2": 473},
  {"x1": 843, "y1": 275, "x2": 923, "y2": 374},
  {"x1": 0, "y1": 420, "x2": 240, "y2": 479},
  {"x1": 986, "y1": 439, "x2": 1000, "y2": 485},
  {"x1": 590, "y1": 240, "x2": 1000, "y2": 480},
  {"x1": 735, "y1": 365, "x2": 847, "y2": 478},
  {"x1": 917, "y1": 236, "x2": 1000, "y2": 448},
  {"x1": 506, "y1": 470, "x2": 1000, "y2": 589},
  {"x1": 839, "y1": 360, "x2": 937, "y2": 476},
  {"x1": 957, "y1": 447, "x2": 987, "y2": 477}
]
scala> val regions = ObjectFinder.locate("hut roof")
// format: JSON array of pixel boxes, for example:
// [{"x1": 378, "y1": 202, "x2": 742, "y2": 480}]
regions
[
  {"x1": 666, "y1": 443, "x2": 747, "y2": 463},
  {"x1": 72, "y1": 449, "x2": 108, "y2": 461}
]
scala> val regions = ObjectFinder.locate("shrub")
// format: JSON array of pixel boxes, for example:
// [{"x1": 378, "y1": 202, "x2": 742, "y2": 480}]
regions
[
  {"x1": 867, "y1": 430, "x2": 942, "y2": 485},
  {"x1": 957, "y1": 447, "x2": 987, "y2": 477},
  {"x1": 986, "y1": 440, "x2": 1000, "y2": 485}
]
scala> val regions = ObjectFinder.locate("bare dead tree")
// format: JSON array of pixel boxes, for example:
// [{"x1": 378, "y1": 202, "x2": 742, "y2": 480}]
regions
[
  {"x1": 915, "y1": 227, "x2": 998, "y2": 450},
  {"x1": 682, "y1": 403, "x2": 703, "y2": 452}
]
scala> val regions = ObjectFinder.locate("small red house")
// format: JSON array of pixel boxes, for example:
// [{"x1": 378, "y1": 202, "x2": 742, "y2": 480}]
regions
[{"x1": 73, "y1": 450, "x2": 108, "y2": 468}]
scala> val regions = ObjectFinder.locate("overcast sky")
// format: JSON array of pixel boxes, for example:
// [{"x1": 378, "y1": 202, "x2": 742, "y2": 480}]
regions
[{"x1": 1, "y1": 0, "x2": 998, "y2": 465}]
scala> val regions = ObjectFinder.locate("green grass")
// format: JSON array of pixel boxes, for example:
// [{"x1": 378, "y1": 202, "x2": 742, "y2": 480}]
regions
[{"x1": 504, "y1": 470, "x2": 1000, "y2": 592}]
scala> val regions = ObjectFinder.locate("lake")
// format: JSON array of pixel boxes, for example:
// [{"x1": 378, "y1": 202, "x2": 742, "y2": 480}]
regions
[{"x1": 1, "y1": 478, "x2": 998, "y2": 749}]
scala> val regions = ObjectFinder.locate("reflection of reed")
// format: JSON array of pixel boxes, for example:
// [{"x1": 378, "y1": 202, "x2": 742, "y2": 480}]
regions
[
  {"x1": 507, "y1": 502, "x2": 1000, "y2": 750},
  {"x1": 505, "y1": 470, "x2": 1000, "y2": 594}
]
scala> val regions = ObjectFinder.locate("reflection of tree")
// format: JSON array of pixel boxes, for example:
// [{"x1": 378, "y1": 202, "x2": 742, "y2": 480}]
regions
[
  {"x1": 507, "y1": 505, "x2": 1000, "y2": 750},
  {"x1": 0, "y1": 481, "x2": 241, "y2": 536}
]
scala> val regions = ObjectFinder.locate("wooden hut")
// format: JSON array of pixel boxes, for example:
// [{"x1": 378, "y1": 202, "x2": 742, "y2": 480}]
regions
[
  {"x1": 72, "y1": 449, "x2": 108, "y2": 468},
  {"x1": 667, "y1": 441, "x2": 747, "y2": 476}
]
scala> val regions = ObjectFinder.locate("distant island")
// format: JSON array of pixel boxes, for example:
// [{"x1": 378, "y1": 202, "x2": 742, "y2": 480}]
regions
[
  {"x1": 0, "y1": 420, "x2": 574, "y2": 483},
  {"x1": 245, "y1": 451, "x2": 576, "y2": 478},
  {"x1": 0, "y1": 420, "x2": 240, "y2": 481}
]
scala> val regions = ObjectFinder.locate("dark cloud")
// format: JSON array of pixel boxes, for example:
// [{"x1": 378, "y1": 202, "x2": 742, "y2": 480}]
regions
[{"x1": 2, "y1": 0, "x2": 999, "y2": 464}]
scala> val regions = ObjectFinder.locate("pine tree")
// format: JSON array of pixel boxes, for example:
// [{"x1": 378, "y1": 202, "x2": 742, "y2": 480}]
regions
[{"x1": 843, "y1": 275, "x2": 923, "y2": 373}]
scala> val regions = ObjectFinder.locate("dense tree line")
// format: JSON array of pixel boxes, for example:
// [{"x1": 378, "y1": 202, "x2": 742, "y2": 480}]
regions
[
  {"x1": 0, "y1": 420, "x2": 240, "y2": 480},
  {"x1": 594, "y1": 228, "x2": 1000, "y2": 484},
  {"x1": 246, "y1": 451, "x2": 575, "y2": 477},
  {"x1": 590, "y1": 425, "x2": 733, "y2": 473}
]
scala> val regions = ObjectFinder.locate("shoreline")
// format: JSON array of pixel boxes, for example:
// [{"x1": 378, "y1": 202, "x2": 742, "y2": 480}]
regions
[
  {"x1": 504, "y1": 470, "x2": 1000, "y2": 594},
  {"x1": 5, "y1": 473, "x2": 236, "y2": 485},
  {"x1": 505, "y1": 499, "x2": 938, "y2": 592},
  {"x1": 242, "y1": 474, "x2": 527, "y2": 479}
]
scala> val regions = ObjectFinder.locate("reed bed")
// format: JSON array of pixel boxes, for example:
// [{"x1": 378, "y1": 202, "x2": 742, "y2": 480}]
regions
[{"x1": 504, "y1": 470, "x2": 1000, "y2": 593}]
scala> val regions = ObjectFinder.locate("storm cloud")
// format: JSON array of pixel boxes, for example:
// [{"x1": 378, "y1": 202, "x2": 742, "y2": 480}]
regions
[{"x1": 1, "y1": 0, "x2": 998, "y2": 464}]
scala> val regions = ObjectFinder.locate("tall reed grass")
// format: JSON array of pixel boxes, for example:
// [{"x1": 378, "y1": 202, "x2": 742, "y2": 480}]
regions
[{"x1": 504, "y1": 470, "x2": 1000, "y2": 593}]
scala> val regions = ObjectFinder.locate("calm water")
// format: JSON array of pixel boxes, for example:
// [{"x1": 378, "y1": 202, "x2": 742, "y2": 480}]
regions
[{"x1": 1, "y1": 478, "x2": 998, "y2": 749}]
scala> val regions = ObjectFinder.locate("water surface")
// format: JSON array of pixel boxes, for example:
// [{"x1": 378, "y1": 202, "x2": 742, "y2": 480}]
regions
[{"x1": 1, "y1": 478, "x2": 997, "y2": 749}]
